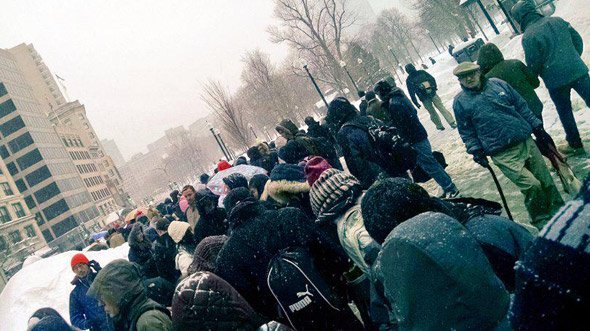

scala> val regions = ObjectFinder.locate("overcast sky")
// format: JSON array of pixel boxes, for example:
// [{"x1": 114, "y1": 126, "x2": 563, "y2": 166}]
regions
[{"x1": 0, "y1": 0, "x2": 412, "y2": 160}]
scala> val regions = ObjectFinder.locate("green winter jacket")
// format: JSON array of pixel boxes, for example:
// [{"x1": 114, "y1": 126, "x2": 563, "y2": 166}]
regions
[
  {"x1": 88, "y1": 259, "x2": 172, "y2": 331},
  {"x1": 376, "y1": 212, "x2": 510, "y2": 330},
  {"x1": 520, "y1": 15, "x2": 587, "y2": 90},
  {"x1": 478, "y1": 43, "x2": 543, "y2": 118}
]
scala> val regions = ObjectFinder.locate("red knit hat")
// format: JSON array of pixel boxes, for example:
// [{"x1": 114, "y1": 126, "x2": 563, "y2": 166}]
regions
[
  {"x1": 304, "y1": 156, "x2": 332, "y2": 186},
  {"x1": 71, "y1": 253, "x2": 89, "y2": 269},
  {"x1": 217, "y1": 160, "x2": 232, "y2": 172}
]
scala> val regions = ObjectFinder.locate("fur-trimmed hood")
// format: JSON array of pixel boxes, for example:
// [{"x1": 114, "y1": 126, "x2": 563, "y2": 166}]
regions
[{"x1": 262, "y1": 179, "x2": 310, "y2": 205}]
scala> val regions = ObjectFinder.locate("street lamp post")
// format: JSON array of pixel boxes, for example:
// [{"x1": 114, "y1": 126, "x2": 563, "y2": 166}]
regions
[
  {"x1": 301, "y1": 59, "x2": 329, "y2": 109},
  {"x1": 339, "y1": 60, "x2": 359, "y2": 94},
  {"x1": 263, "y1": 126, "x2": 272, "y2": 141},
  {"x1": 207, "y1": 122, "x2": 230, "y2": 160},
  {"x1": 357, "y1": 58, "x2": 375, "y2": 86},
  {"x1": 386, "y1": 46, "x2": 402, "y2": 84},
  {"x1": 216, "y1": 130, "x2": 234, "y2": 161},
  {"x1": 248, "y1": 123, "x2": 258, "y2": 139}
]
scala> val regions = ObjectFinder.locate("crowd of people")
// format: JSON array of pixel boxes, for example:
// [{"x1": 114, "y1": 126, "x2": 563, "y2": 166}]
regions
[{"x1": 25, "y1": 2, "x2": 590, "y2": 330}]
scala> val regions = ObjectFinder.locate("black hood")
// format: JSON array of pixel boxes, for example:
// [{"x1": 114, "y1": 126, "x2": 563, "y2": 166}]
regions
[
  {"x1": 511, "y1": 1, "x2": 543, "y2": 31},
  {"x1": 477, "y1": 43, "x2": 504, "y2": 75},
  {"x1": 405, "y1": 63, "x2": 417, "y2": 74},
  {"x1": 227, "y1": 198, "x2": 265, "y2": 229},
  {"x1": 326, "y1": 97, "x2": 358, "y2": 129}
]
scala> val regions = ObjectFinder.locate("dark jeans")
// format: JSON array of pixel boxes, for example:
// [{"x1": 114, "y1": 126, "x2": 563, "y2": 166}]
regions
[{"x1": 548, "y1": 74, "x2": 590, "y2": 147}]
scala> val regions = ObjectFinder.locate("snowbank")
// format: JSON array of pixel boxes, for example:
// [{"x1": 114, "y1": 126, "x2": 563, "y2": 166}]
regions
[{"x1": 0, "y1": 244, "x2": 129, "y2": 331}]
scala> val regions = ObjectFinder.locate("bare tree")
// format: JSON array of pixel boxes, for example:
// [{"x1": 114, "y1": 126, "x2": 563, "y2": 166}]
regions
[
  {"x1": 201, "y1": 80, "x2": 252, "y2": 150},
  {"x1": 268, "y1": 0, "x2": 358, "y2": 94},
  {"x1": 412, "y1": 0, "x2": 476, "y2": 42}
]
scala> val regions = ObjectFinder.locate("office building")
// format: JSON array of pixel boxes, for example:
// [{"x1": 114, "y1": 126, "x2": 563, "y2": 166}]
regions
[{"x1": 101, "y1": 138, "x2": 125, "y2": 168}]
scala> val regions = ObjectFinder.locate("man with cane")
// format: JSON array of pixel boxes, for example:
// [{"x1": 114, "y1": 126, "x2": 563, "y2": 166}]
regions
[{"x1": 452, "y1": 62, "x2": 563, "y2": 229}]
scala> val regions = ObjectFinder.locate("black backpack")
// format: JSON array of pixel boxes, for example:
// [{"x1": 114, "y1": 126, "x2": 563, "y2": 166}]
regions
[
  {"x1": 267, "y1": 247, "x2": 359, "y2": 331},
  {"x1": 343, "y1": 119, "x2": 417, "y2": 176}
]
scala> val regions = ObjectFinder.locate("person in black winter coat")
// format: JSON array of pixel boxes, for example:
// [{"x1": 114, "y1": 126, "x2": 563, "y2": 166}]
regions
[
  {"x1": 222, "y1": 173, "x2": 248, "y2": 191},
  {"x1": 248, "y1": 174, "x2": 269, "y2": 200},
  {"x1": 193, "y1": 188, "x2": 228, "y2": 245},
  {"x1": 29, "y1": 308, "x2": 76, "y2": 331},
  {"x1": 247, "y1": 143, "x2": 278, "y2": 174},
  {"x1": 215, "y1": 188, "x2": 350, "y2": 321},
  {"x1": 405, "y1": 63, "x2": 456, "y2": 130},
  {"x1": 304, "y1": 116, "x2": 333, "y2": 142},
  {"x1": 152, "y1": 218, "x2": 180, "y2": 283},
  {"x1": 362, "y1": 177, "x2": 533, "y2": 291},
  {"x1": 127, "y1": 224, "x2": 158, "y2": 278},
  {"x1": 325, "y1": 97, "x2": 405, "y2": 189},
  {"x1": 375, "y1": 80, "x2": 459, "y2": 197}
]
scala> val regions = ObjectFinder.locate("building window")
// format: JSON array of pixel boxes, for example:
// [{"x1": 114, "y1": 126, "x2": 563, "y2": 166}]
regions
[
  {"x1": 35, "y1": 212, "x2": 45, "y2": 226},
  {"x1": 0, "y1": 182, "x2": 14, "y2": 196},
  {"x1": 0, "y1": 115, "x2": 25, "y2": 137},
  {"x1": 12, "y1": 202, "x2": 26, "y2": 218},
  {"x1": 0, "y1": 236, "x2": 7, "y2": 251},
  {"x1": 8, "y1": 132, "x2": 34, "y2": 154},
  {"x1": 16, "y1": 148, "x2": 42, "y2": 170},
  {"x1": 25, "y1": 165, "x2": 51, "y2": 187},
  {"x1": 0, "y1": 99, "x2": 16, "y2": 120},
  {"x1": 0, "y1": 83, "x2": 7, "y2": 98},
  {"x1": 62, "y1": 138, "x2": 69, "y2": 147},
  {"x1": 0, "y1": 145, "x2": 9, "y2": 159},
  {"x1": 43, "y1": 199, "x2": 69, "y2": 221},
  {"x1": 0, "y1": 206, "x2": 11, "y2": 223},
  {"x1": 34, "y1": 182, "x2": 61, "y2": 204},
  {"x1": 9, "y1": 230, "x2": 22, "y2": 244},
  {"x1": 6, "y1": 162, "x2": 18, "y2": 176},
  {"x1": 15, "y1": 179, "x2": 27, "y2": 193},
  {"x1": 24, "y1": 225, "x2": 36, "y2": 238}
]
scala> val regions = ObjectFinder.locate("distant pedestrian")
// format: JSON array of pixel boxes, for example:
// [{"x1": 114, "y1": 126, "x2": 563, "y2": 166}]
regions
[{"x1": 405, "y1": 63, "x2": 456, "y2": 130}]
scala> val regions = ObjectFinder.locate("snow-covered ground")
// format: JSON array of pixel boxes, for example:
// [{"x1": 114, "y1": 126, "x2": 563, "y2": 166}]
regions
[
  {"x1": 0, "y1": 244, "x2": 129, "y2": 331},
  {"x1": 413, "y1": 0, "x2": 590, "y2": 226},
  {"x1": 0, "y1": 0, "x2": 589, "y2": 330}
]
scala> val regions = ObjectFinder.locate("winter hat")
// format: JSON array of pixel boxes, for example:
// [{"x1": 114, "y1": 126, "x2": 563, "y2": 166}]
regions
[
  {"x1": 187, "y1": 235, "x2": 229, "y2": 274},
  {"x1": 70, "y1": 253, "x2": 89, "y2": 269},
  {"x1": 405, "y1": 63, "x2": 417, "y2": 74},
  {"x1": 30, "y1": 315, "x2": 73, "y2": 331},
  {"x1": 247, "y1": 146, "x2": 262, "y2": 160},
  {"x1": 304, "y1": 156, "x2": 333, "y2": 186},
  {"x1": 179, "y1": 195, "x2": 189, "y2": 213},
  {"x1": 278, "y1": 139, "x2": 309, "y2": 164},
  {"x1": 199, "y1": 173, "x2": 210, "y2": 185},
  {"x1": 511, "y1": 0, "x2": 539, "y2": 26},
  {"x1": 365, "y1": 91, "x2": 376, "y2": 101},
  {"x1": 171, "y1": 271, "x2": 264, "y2": 330},
  {"x1": 223, "y1": 187, "x2": 253, "y2": 214},
  {"x1": 222, "y1": 173, "x2": 249, "y2": 190},
  {"x1": 374, "y1": 80, "x2": 394, "y2": 99},
  {"x1": 217, "y1": 160, "x2": 232, "y2": 172},
  {"x1": 304, "y1": 116, "x2": 317, "y2": 126},
  {"x1": 155, "y1": 217, "x2": 171, "y2": 231},
  {"x1": 264, "y1": 164, "x2": 310, "y2": 205},
  {"x1": 326, "y1": 97, "x2": 357, "y2": 129},
  {"x1": 310, "y1": 169, "x2": 362, "y2": 219},
  {"x1": 477, "y1": 43, "x2": 504, "y2": 75},
  {"x1": 233, "y1": 156, "x2": 248, "y2": 166},
  {"x1": 248, "y1": 174, "x2": 270, "y2": 198},
  {"x1": 453, "y1": 62, "x2": 480, "y2": 77},
  {"x1": 510, "y1": 176, "x2": 590, "y2": 329},
  {"x1": 168, "y1": 221, "x2": 191, "y2": 244},
  {"x1": 276, "y1": 119, "x2": 299, "y2": 136},
  {"x1": 195, "y1": 188, "x2": 220, "y2": 215},
  {"x1": 362, "y1": 177, "x2": 443, "y2": 244}
]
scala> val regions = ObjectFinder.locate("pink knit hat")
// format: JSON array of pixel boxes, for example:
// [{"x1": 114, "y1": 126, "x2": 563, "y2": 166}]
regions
[
  {"x1": 304, "y1": 156, "x2": 332, "y2": 186},
  {"x1": 179, "y1": 195, "x2": 189, "y2": 213}
]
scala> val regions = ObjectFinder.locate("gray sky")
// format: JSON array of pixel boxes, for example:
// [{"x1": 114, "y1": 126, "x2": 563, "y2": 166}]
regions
[{"x1": 0, "y1": 0, "x2": 411, "y2": 160}]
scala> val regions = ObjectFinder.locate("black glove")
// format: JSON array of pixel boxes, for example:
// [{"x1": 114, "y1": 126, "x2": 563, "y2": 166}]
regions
[
  {"x1": 473, "y1": 150, "x2": 489, "y2": 168},
  {"x1": 533, "y1": 126, "x2": 555, "y2": 156},
  {"x1": 87, "y1": 260, "x2": 101, "y2": 272}
]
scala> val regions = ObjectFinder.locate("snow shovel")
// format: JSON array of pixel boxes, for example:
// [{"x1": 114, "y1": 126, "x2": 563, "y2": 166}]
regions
[{"x1": 485, "y1": 164, "x2": 514, "y2": 221}]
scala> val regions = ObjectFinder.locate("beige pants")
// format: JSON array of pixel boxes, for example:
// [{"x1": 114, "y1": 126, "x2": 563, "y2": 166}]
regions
[{"x1": 423, "y1": 94, "x2": 456, "y2": 129}]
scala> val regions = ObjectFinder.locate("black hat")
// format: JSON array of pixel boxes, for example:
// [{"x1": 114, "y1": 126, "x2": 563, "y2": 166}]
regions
[
  {"x1": 222, "y1": 173, "x2": 248, "y2": 190},
  {"x1": 374, "y1": 80, "x2": 393, "y2": 98},
  {"x1": 326, "y1": 97, "x2": 357, "y2": 128},
  {"x1": 223, "y1": 187, "x2": 252, "y2": 214},
  {"x1": 278, "y1": 139, "x2": 309, "y2": 164},
  {"x1": 362, "y1": 177, "x2": 441, "y2": 244},
  {"x1": 155, "y1": 217, "x2": 171, "y2": 231},
  {"x1": 199, "y1": 173, "x2": 210, "y2": 185}
]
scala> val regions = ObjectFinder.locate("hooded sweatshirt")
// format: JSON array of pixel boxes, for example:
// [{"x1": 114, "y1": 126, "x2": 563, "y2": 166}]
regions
[
  {"x1": 478, "y1": 43, "x2": 543, "y2": 117},
  {"x1": 405, "y1": 63, "x2": 438, "y2": 106},
  {"x1": 377, "y1": 212, "x2": 510, "y2": 330},
  {"x1": 88, "y1": 259, "x2": 171, "y2": 331}
]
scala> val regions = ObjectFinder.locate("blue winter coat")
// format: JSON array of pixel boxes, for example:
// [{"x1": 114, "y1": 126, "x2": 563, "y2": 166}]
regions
[
  {"x1": 521, "y1": 15, "x2": 587, "y2": 90},
  {"x1": 382, "y1": 87, "x2": 428, "y2": 144},
  {"x1": 70, "y1": 270, "x2": 113, "y2": 331},
  {"x1": 453, "y1": 78, "x2": 543, "y2": 156}
]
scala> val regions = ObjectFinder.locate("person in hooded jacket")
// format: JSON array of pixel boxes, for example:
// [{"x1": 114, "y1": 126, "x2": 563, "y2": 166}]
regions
[
  {"x1": 192, "y1": 188, "x2": 228, "y2": 245},
  {"x1": 247, "y1": 143, "x2": 279, "y2": 174},
  {"x1": 364, "y1": 91, "x2": 384, "y2": 122},
  {"x1": 187, "y1": 235, "x2": 228, "y2": 275},
  {"x1": 374, "y1": 79, "x2": 460, "y2": 198},
  {"x1": 362, "y1": 177, "x2": 534, "y2": 292},
  {"x1": 452, "y1": 61, "x2": 563, "y2": 228},
  {"x1": 326, "y1": 97, "x2": 399, "y2": 189},
  {"x1": 222, "y1": 173, "x2": 249, "y2": 191},
  {"x1": 261, "y1": 163, "x2": 314, "y2": 218},
  {"x1": 378, "y1": 212, "x2": 511, "y2": 330},
  {"x1": 88, "y1": 259, "x2": 172, "y2": 331},
  {"x1": 405, "y1": 63, "x2": 457, "y2": 130},
  {"x1": 215, "y1": 187, "x2": 352, "y2": 323},
  {"x1": 478, "y1": 42, "x2": 543, "y2": 119},
  {"x1": 168, "y1": 221, "x2": 197, "y2": 280},
  {"x1": 152, "y1": 218, "x2": 180, "y2": 283},
  {"x1": 304, "y1": 116, "x2": 333, "y2": 142},
  {"x1": 69, "y1": 254, "x2": 113, "y2": 331},
  {"x1": 512, "y1": 1, "x2": 589, "y2": 155}
]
